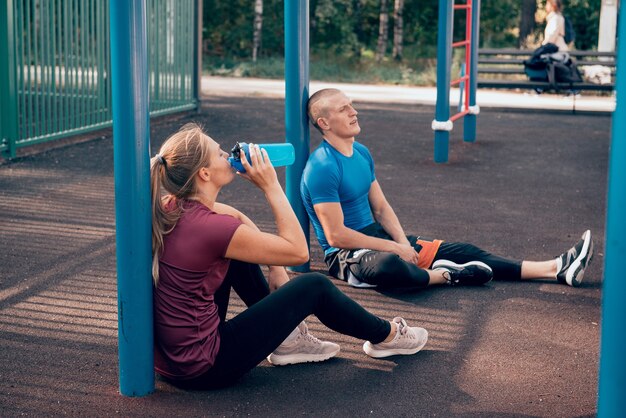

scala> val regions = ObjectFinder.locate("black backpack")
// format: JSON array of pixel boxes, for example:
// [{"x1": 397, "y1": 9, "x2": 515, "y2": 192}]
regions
[
  {"x1": 523, "y1": 44, "x2": 582, "y2": 91},
  {"x1": 564, "y1": 15, "x2": 575, "y2": 44},
  {"x1": 550, "y1": 56, "x2": 582, "y2": 84},
  {"x1": 523, "y1": 43, "x2": 558, "y2": 82}
]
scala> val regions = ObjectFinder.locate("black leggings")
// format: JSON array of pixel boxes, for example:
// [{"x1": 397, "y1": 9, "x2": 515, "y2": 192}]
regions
[
  {"x1": 326, "y1": 223, "x2": 522, "y2": 289},
  {"x1": 168, "y1": 261, "x2": 391, "y2": 389}
]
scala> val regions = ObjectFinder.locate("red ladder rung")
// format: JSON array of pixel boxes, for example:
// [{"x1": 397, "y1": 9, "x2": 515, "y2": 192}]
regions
[
  {"x1": 444, "y1": 1, "x2": 473, "y2": 125},
  {"x1": 450, "y1": 75, "x2": 469, "y2": 86},
  {"x1": 450, "y1": 109, "x2": 470, "y2": 122}
]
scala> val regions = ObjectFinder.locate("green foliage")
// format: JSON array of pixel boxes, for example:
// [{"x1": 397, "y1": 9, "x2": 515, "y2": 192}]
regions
[
  {"x1": 203, "y1": 0, "x2": 253, "y2": 57},
  {"x1": 479, "y1": 0, "x2": 522, "y2": 47},
  {"x1": 203, "y1": 0, "x2": 284, "y2": 57},
  {"x1": 203, "y1": 53, "x2": 437, "y2": 85},
  {"x1": 311, "y1": 0, "x2": 360, "y2": 54},
  {"x1": 402, "y1": 0, "x2": 439, "y2": 54},
  {"x1": 202, "y1": 0, "x2": 606, "y2": 84},
  {"x1": 564, "y1": 0, "x2": 601, "y2": 50}
]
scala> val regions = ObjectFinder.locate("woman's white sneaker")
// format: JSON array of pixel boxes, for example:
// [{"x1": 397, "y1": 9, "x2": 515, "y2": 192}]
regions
[
  {"x1": 363, "y1": 317, "x2": 428, "y2": 358},
  {"x1": 267, "y1": 322, "x2": 340, "y2": 366}
]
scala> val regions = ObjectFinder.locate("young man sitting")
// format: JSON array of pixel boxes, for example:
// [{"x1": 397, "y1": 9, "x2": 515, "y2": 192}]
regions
[{"x1": 300, "y1": 88, "x2": 593, "y2": 290}]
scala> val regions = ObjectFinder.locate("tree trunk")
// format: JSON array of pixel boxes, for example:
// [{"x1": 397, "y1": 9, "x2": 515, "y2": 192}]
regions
[
  {"x1": 252, "y1": 0, "x2": 263, "y2": 62},
  {"x1": 518, "y1": 0, "x2": 536, "y2": 48},
  {"x1": 392, "y1": 0, "x2": 404, "y2": 60},
  {"x1": 353, "y1": 0, "x2": 364, "y2": 57},
  {"x1": 375, "y1": 0, "x2": 389, "y2": 62}
]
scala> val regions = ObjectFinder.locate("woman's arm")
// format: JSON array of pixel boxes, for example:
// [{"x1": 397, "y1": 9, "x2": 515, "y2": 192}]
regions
[
  {"x1": 224, "y1": 145, "x2": 308, "y2": 266},
  {"x1": 215, "y1": 201, "x2": 291, "y2": 289}
]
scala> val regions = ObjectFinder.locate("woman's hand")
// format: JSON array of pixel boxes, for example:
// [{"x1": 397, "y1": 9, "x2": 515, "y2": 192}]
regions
[
  {"x1": 237, "y1": 144, "x2": 279, "y2": 192},
  {"x1": 224, "y1": 145, "x2": 308, "y2": 267}
]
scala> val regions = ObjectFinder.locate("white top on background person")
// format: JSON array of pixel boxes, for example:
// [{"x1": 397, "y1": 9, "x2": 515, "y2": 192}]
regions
[{"x1": 542, "y1": 0, "x2": 569, "y2": 51}]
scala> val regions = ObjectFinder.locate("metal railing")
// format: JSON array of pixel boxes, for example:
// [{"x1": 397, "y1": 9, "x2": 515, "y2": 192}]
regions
[{"x1": 1, "y1": 0, "x2": 199, "y2": 158}]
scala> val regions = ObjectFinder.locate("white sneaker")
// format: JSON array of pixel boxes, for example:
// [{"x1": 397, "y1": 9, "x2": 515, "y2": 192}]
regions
[
  {"x1": 556, "y1": 230, "x2": 594, "y2": 287},
  {"x1": 363, "y1": 317, "x2": 428, "y2": 358},
  {"x1": 267, "y1": 322, "x2": 340, "y2": 366}
]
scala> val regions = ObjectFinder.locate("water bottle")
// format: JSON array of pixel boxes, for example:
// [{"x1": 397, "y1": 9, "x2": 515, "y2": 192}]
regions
[{"x1": 228, "y1": 142, "x2": 295, "y2": 173}]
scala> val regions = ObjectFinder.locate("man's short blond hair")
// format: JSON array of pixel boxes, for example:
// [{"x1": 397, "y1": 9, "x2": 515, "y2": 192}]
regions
[{"x1": 307, "y1": 88, "x2": 342, "y2": 134}]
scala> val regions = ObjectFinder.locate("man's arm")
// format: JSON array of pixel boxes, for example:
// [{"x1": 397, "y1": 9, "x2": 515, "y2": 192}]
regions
[
  {"x1": 313, "y1": 201, "x2": 419, "y2": 265},
  {"x1": 367, "y1": 180, "x2": 411, "y2": 246}
]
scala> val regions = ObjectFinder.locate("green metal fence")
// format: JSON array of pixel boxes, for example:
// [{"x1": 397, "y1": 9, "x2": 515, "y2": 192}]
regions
[{"x1": 1, "y1": 0, "x2": 199, "y2": 158}]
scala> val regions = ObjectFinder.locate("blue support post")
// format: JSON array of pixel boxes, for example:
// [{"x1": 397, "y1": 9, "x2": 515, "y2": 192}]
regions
[
  {"x1": 597, "y1": 5, "x2": 626, "y2": 416},
  {"x1": 284, "y1": 0, "x2": 310, "y2": 272},
  {"x1": 463, "y1": 0, "x2": 480, "y2": 143},
  {"x1": 457, "y1": 63, "x2": 465, "y2": 113},
  {"x1": 433, "y1": 0, "x2": 454, "y2": 163},
  {"x1": 109, "y1": 0, "x2": 154, "y2": 397}
]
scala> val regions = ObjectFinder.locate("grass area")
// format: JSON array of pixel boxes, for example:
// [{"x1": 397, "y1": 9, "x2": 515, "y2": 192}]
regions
[{"x1": 202, "y1": 51, "x2": 464, "y2": 87}]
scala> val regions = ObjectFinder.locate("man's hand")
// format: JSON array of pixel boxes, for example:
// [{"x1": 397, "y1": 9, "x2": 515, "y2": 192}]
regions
[
  {"x1": 268, "y1": 266, "x2": 290, "y2": 291},
  {"x1": 395, "y1": 235, "x2": 412, "y2": 247},
  {"x1": 394, "y1": 243, "x2": 420, "y2": 266}
]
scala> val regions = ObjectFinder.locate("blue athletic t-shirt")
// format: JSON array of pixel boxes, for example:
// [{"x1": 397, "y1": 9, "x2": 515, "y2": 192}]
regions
[{"x1": 301, "y1": 140, "x2": 376, "y2": 255}]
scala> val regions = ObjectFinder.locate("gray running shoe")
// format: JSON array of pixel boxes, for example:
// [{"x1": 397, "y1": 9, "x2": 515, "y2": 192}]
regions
[
  {"x1": 556, "y1": 230, "x2": 594, "y2": 287},
  {"x1": 363, "y1": 317, "x2": 428, "y2": 358},
  {"x1": 432, "y1": 260, "x2": 493, "y2": 286},
  {"x1": 267, "y1": 322, "x2": 340, "y2": 366}
]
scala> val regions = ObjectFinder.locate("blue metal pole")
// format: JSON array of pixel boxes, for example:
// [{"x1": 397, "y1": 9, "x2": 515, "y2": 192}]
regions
[
  {"x1": 457, "y1": 63, "x2": 465, "y2": 113},
  {"x1": 285, "y1": 0, "x2": 310, "y2": 272},
  {"x1": 597, "y1": 4, "x2": 626, "y2": 415},
  {"x1": 463, "y1": 0, "x2": 480, "y2": 143},
  {"x1": 433, "y1": 0, "x2": 454, "y2": 163},
  {"x1": 109, "y1": 0, "x2": 154, "y2": 397}
]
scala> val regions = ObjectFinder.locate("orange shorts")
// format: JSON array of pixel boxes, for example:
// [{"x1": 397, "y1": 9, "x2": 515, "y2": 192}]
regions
[{"x1": 416, "y1": 239, "x2": 443, "y2": 269}]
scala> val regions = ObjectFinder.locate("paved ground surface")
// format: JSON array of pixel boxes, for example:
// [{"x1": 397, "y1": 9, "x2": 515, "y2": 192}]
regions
[{"x1": 0, "y1": 83, "x2": 609, "y2": 417}]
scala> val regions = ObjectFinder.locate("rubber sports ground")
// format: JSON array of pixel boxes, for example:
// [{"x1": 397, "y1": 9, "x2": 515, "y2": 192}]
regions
[{"x1": 0, "y1": 81, "x2": 611, "y2": 417}]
